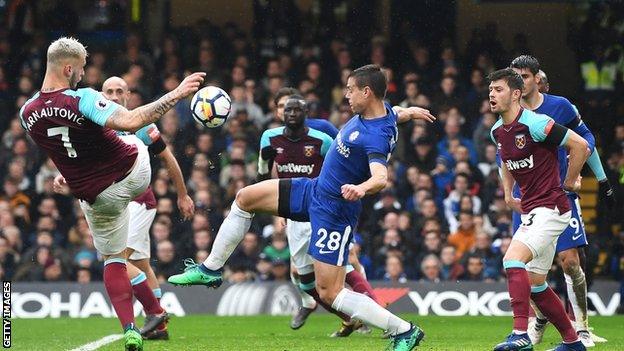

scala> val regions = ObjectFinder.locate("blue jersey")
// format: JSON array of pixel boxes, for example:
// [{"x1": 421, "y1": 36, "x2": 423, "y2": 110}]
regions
[
  {"x1": 284, "y1": 102, "x2": 398, "y2": 266},
  {"x1": 306, "y1": 118, "x2": 339, "y2": 139},
  {"x1": 316, "y1": 102, "x2": 398, "y2": 198},
  {"x1": 512, "y1": 93, "x2": 593, "y2": 198}
]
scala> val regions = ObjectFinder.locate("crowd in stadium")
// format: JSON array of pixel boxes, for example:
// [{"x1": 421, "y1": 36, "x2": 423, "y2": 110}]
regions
[{"x1": 0, "y1": 2, "x2": 623, "y2": 311}]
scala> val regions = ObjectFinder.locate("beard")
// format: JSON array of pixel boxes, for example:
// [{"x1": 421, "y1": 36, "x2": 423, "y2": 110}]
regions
[{"x1": 69, "y1": 72, "x2": 81, "y2": 89}]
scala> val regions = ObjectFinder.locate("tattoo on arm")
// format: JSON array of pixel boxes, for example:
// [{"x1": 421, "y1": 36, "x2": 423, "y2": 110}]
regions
[{"x1": 108, "y1": 90, "x2": 179, "y2": 131}]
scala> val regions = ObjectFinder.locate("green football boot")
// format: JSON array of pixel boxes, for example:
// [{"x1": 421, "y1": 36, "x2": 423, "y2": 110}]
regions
[
  {"x1": 124, "y1": 324, "x2": 143, "y2": 351},
  {"x1": 387, "y1": 324, "x2": 425, "y2": 351},
  {"x1": 167, "y1": 258, "x2": 223, "y2": 288}
]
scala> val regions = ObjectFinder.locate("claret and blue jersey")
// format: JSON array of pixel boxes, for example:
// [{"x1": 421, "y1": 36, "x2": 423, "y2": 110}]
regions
[{"x1": 502, "y1": 93, "x2": 593, "y2": 252}]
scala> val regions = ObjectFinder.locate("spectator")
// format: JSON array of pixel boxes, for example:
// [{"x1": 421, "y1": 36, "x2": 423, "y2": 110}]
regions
[
  {"x1": 458, "y1": 254, "x2": 485, "y2": 281},
  {"x1": 447, "y1": 211, "x2": 477, "y2": 260},
  {"x1": 439, "y1": 245, "x2": 464, "y2": 281},
  {"x1": 420, "y1": 254, "x2": 441, "y2": 283},
  {"x1": 383, "y1": 256, "x2": 408, "y2": 283}
]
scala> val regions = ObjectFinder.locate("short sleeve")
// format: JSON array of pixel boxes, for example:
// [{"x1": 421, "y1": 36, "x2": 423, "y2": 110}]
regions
[
  {"x1": 526, "y1": 113, "x2": 555, "y2": 142},
  {"x1": 365, "y1": 132, "x2": 392, "y2": 165},
  {"x1": 260, "y1": 130, "x2": 271, "y2": 149},
  {"x1": 308, "y1": 128, "x2": 334, "y2": 157},
  {"x1": 135, "y1": 124, "x2": 161, "y2": 146},
  {"x1": 75, "y1": 88, "x2": 120, "y2": 126}
]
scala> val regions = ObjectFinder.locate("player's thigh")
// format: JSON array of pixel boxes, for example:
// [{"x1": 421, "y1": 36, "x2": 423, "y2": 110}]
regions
[
  {"x1": 286, "y1": 220, "x2": 314, "y2": 275},
  {"x1": 80, "y1": 198, "x2": 130, "y2": 256},
  {"x1": 517, "y1": 207, "x2": 571, "y2": 275},
  {"x1": 555, "y1": 197, "x2": 587, "y2": 253},
  {"x1": 127, "y1": 203, "x2": 156, "y2": 260},
  {"x1": 236, "y1": 179, "x2": 280, "y2": 213}
]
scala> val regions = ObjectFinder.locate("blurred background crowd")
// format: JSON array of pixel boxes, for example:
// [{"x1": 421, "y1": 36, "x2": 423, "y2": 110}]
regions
[{"x1": 0, "y1": 0, "x2": 623, "y2": 311}]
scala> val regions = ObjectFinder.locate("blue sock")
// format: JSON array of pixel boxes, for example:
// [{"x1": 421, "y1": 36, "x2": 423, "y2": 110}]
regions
[
  {"x1": 199, "y1": 263, "x2": 222, "y2": 274},
  {"x1": 587, "y1": 148, "x2": 607, "y2": 181}
]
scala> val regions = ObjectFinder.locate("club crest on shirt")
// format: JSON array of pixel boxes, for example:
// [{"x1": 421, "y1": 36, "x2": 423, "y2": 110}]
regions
[
  {"x1": 304, "y1": 145, "x2": 315, "y2": 157},
  {"x1": 349, "y1": 131, "x2": 359, "y2": 142},
  {"x1": 515, "y1": 134, "x2": 526, "y2": 149}
]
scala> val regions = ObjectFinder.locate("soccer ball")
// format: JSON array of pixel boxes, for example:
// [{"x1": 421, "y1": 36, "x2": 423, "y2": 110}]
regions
[{"x1": 190, "y1": 86, "x2": 231, "y2": 128}]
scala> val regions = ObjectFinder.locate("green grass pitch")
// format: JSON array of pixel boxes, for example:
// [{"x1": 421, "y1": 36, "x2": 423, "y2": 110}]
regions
[{"x1": 10, "y1": 314, "x2": 624, "y2": 350}]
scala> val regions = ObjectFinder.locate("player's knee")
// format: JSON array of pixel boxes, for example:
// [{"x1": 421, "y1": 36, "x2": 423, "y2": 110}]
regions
[
  {"x1": 234, "y1": 188, "x2": 253, "y2": 212},
  {"x1": 315, "y1": 284, "x2": 338, "y2": 305},
  {"x1": 562, "y1": 257, "x2": 580, "y2": 275}
]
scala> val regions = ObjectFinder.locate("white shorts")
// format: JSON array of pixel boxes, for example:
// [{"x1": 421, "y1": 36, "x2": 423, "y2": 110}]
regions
[
  {"x1": 286, "y1": 219, "x2": 314, "y2": 275},
  {"x1": 80, "y1": 136, "x2": 151, "y2": 256},
  {"x1": 513, "y1": 206, "x2": 571, "y2": 275},
  {"x1": 127, "y1": 201, "x2": 157, "y2": 260}
]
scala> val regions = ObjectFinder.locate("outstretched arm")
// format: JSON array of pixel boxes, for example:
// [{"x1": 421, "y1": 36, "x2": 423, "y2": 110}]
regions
[
  {"x1": 106, "y1": 72, "x2": 205, "y2": 132},
  {"x1": 158, "y1": 147, "x2": 194, "y2": 220},
  {"x1": 393, "y1": 105, "x2": 436, "y2": 124}
]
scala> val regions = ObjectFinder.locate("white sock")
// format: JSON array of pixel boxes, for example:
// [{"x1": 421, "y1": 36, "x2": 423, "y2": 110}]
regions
[
  {"x1": 565, "y1": 267, "x2": 588, "y2": 331},
  {"x1": 203, "y1": 201, "x2": 254, "y2": 270},
  {"x1": 290, "y1": 271, "x2": 316, "y2": 309},
  {"x1": 332, "y1": 288, "x2": 411, "y2": 335}
]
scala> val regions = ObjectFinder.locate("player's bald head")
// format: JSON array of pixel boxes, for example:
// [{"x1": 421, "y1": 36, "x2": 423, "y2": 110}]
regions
[
  {"x1": 102, "y1": 76, "x2": 128, "y2": 92},
  {"x1": 102, "y1": 76, "x2": 130, "y2": 107}
]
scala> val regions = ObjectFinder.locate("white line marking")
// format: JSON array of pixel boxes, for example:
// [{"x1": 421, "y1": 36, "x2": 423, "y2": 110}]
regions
[{"x1": 68, "y1": 334, "x2": 123, "y2": 351}]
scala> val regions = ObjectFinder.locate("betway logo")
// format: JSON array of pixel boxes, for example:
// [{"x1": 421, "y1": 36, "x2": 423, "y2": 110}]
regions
[
  {"x1": 505, "y1": 155, "x2": 534, "y2": 171},
  {"x1": 277, "y1": 163, "x2": 315, "y2": 175}
]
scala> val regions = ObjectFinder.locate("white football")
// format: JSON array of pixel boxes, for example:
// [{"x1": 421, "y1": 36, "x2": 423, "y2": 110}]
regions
[{"x1": 190, "y1": 86, "x2": 231, "y2": 128}]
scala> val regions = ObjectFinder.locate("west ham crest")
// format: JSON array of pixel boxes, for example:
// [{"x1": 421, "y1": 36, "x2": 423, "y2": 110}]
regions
[
  {"x1": 515, "y1": 134, "x2": 526, "y2": 149},
  {"x1": 304, "y1": 145, "x2": 314, "y2": 157}
]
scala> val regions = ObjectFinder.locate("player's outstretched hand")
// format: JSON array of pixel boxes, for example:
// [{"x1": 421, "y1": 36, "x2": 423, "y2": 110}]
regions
[
  {"x1": 341, "y1": 184, "x2": 365, "y2": 201},
  {"x1": 505, "y1": 196, "x2": 522, "y2": 213},
  {"x1": 177, "y1": 194, "x2": 195, "y2": 220},
  {"x1": 175, "y1": 72, "x2": 206, "y2": 99},
  {"x1": 53, "y1": 175, "x2": 68, "y2": 194},
  {"x1": 406, "y1": 106, "x2": 436, "y2": 123}
]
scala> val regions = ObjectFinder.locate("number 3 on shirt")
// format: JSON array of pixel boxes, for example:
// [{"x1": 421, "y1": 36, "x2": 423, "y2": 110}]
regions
[{"x1": 47, "y1": 126, "x2": 78, "y2": 158}]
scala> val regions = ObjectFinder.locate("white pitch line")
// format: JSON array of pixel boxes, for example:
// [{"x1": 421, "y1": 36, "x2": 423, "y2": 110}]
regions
[{"x1": 68, "y1": 334, "x2": 123, "y2": 351}]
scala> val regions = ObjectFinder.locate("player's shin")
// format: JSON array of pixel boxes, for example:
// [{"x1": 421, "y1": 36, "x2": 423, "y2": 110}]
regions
[
  {"x1": 129, "y1": 269, "x2": 163, "y2": 315},
  {"x1": 292, "y1": 271, "x2": 316, "y2": 309},
  {"x1": 203, "y1": 201, "x2": 254, "y2": 270},
  {"x1": 531, "y1": 283, "x2": 578, "y2": 343},
  {"x1": 503, "y1": 260, "x2": 531, "y2": 333},
  {"x1": 345, "y1": 269, "x2": 381, "y2": 305},
  {"x1": 331, "y1": 288, "x2": 411, "y2": 335},
  {"x1": 299, "y1": 273, "x2": 350, "y2": 321},
  {"x1": 564, "y1": 266, "x2": 589, "y2": 331},
  {"x1": 103, "y1": 258, "x2": 135, "y2": 328}
]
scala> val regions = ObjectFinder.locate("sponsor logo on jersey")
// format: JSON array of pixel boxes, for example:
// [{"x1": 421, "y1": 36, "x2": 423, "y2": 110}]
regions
[
  {"x1": 336, "y1": 132, "x2": 350, "y2": 158},
  {"x1": 515, "y1": 134, "x2": 526, "y2": 149},
  {"x1": 276, "y1": 163, "x2": 315, "y2": 175},
  {"x1": 349, "y1": 131, "x2": 359, "y2": 142},
  {"x1": 304, "y1": 145, "x2": 314, "y2": 157},
  {"x1": 505, "y1": 154, "x2": 534, "y2": 171},
  {"x1": 95, "y1": 98, "x2": 111, "y2": 111}
]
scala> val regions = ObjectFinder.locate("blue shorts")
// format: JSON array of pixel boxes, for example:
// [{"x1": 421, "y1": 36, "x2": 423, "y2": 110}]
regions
[
  {"x1": 512, "y1": 194, "x2": 587, "y2": 253},
  {"x1": 278, "y1": 178, "x2": 361, "y2": 266}
]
